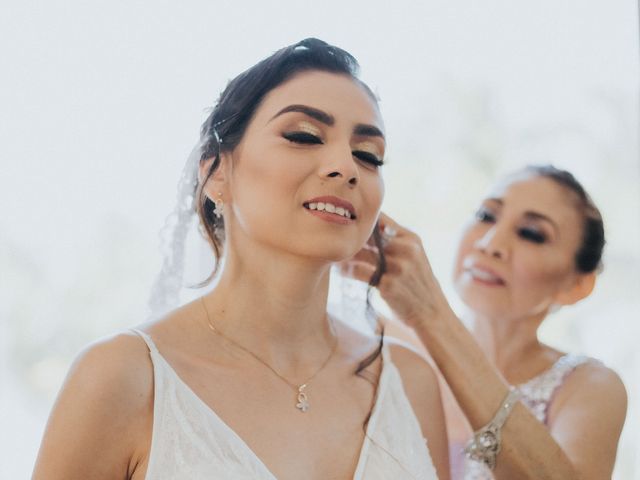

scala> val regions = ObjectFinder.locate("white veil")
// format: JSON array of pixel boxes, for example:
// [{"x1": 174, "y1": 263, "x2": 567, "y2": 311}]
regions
[{"x1": 148, "y1": 143, "x2": 203, "y2": 317}]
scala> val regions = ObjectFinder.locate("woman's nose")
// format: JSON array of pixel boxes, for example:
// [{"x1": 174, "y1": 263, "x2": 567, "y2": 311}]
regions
[
  {"x1": 474, "y1": 226, "x2": 509, "y2": 261},
  {"x1": 319, "y1": 146, "x2": 359, "y2": 187}
]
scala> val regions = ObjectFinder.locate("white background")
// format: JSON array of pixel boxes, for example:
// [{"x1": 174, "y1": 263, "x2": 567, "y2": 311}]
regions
[{"x1": 1, "y1": 1, "x2": 638, "y2": 477}]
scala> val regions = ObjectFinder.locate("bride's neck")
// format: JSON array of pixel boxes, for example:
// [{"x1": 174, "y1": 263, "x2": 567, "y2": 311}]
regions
[{"x1": 205, "y1": 246, "x2": 335, "y2": 364}]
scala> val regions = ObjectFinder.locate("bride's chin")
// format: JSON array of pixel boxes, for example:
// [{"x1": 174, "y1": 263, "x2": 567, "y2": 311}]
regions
[{"x1": 299, "y1": 247, "x2": 361, "y2": 264}]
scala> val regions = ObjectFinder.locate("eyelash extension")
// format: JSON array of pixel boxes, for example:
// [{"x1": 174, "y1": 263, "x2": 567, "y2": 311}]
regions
[
  {"x1": 475, "y1": 207, "x2": 547, "y2": 244},
  {"x1": 284, "y1": 131, "x2": 384, "y2": 168},
  {"x1": 475, "y1": 207, "x2": 496, "y2": 223},
  {"x1": 518, "y1": 228, "x2": 546, "y2": 244},
  {"x1": 282, "y1": 131, "x2": 323, "y2": 144}
]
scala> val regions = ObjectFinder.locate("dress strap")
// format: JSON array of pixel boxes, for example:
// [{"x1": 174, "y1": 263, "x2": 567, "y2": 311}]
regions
[
  {"x1": 130, "y1": 328, "x2": 160, "y2": 355},
  {"x1": 553, "y1": 353, "x2": 591, "y2": 374},
  {"x1": 517, "y1": 353, "x2": 591, "y2": 424},
  {"x1": 539, "y1": 354, "x2": 590, "y2": 393}
]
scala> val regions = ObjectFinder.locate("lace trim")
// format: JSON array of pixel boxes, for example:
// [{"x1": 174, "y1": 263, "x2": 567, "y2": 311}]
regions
[{"x1": 462, "y1": 354, "x2": 592, "y2": 479}]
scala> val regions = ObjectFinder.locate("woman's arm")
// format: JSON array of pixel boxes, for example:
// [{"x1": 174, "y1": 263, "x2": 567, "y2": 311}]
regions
[
  {"x1": 410, "y1": 309, "x2": 625, "y2": 480},
  {"x1": 32, "y1": 332, "x2": 153, "y2": 480},
  {"x1": 344, "y1": 213, "x2": 627, "y2": 480}
]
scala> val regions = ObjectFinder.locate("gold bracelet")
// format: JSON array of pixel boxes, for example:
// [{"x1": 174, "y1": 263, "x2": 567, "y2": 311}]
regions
[{"x1": 463, "y1": 387, "x2": 520, "y2": 470}]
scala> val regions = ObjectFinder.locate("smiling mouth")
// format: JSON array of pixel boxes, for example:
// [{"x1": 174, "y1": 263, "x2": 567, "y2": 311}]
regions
[
  {"x1": 466, "y1": 267, "x2": 506, "y2": 286},
  {"x1": 303, "y1": 201, "x2": 356, "y2": 220}
]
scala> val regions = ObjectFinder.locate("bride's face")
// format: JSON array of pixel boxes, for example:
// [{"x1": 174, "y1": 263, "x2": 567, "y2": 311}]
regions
[{"x1": 218, "y1": 70, "x2": 385, "y2": 262}]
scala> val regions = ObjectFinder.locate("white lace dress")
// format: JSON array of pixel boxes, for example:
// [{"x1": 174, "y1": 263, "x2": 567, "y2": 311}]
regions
[
  {"x1": 462, "y1": 354, "x2": 592, "y2": 479},
  {"x1": 132, "y1": 329, "x2": 439, "y2": 480}
]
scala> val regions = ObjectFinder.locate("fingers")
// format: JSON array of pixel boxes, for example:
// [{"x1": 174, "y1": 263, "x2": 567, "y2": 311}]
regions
[
  {"x1": 376, "y1": 212, "x2": 423, "y2": 248},
  {"x1": 338, "y1": 260, "x2": 376, "y2": 284},
  {"x1": 377, "y1": 212, "x2": 397, "y2": 229},
  {"x1": 350, "y1": 232, "x2": 428, "y2": 271},
  {"x1": 351, "y1": 247, "x2": 379, "y2": 265},
  {"x1": 377, "y1": 212, "x2": 405, "y2": 236},
  {"x1": 341, "y1": 248, "x2": 412, "y2": 279}
]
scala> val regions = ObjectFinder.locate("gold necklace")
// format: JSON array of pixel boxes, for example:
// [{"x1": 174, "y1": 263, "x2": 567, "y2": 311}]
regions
[{"x1": 200, "y1": 298, "x2": 338, "y2": 413}]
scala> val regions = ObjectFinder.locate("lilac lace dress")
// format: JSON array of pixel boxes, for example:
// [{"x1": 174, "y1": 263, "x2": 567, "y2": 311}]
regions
[{"x1": 462, "y1": 354, "x2": 591, "y2": 479}]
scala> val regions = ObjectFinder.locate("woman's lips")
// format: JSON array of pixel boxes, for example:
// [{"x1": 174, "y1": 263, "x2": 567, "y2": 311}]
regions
[
  {"x1": 465, "y1": 265, "x2": 506, "y2": 286},
  {"x1": 303, "y1": 195, "x2": 357, "y2": 224},
  {"x1": 303, "y1": 195, "x2": 356, "y2": 219},
  {"x1": 305, "y1": 208, "x2": 354, "y2": 225}
]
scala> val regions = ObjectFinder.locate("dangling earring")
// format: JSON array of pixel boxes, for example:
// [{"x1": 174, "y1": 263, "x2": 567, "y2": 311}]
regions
[{"x1": 214, "y1": 192, "x2": 224, "y2": 218}]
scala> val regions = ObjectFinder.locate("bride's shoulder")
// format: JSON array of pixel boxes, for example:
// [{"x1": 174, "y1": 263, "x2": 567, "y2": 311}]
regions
[
  {"x1": 333, "y1": 317, "x2": 440, "y2": 401},
  {"x1": 78, "y1": 329, "x2": 152, "y2": 368},
  {"x1": 384, "y1": 336, "x2": 440, "y2": 398},
  {"x1": 33, "y1": 331, "x2": 155, "y2": 477},
  {"x1": 58, "y1": 329, "x2": 155, "y2": 420}
]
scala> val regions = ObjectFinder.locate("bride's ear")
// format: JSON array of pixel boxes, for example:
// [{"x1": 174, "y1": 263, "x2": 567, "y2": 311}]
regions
[
  {"x1": 553, "y1": 271, "x2": 596, "y2": 306},
  {"x1": 200, "y1": 153, "x2": 230, "y2": 200}
]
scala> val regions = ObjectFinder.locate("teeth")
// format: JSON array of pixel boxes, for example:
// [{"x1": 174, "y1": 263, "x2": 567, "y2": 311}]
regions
[
  {"x1": 470, "y1": 268, "x2": 501, "y2": 282},
  {"x1": 306, "y1": 202, "x2": 353, "y2": 219}
]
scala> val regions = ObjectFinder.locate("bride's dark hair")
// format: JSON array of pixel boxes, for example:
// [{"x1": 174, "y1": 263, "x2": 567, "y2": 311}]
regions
[{"x1": 196, "y1": 38, "x2": 387, "y2": 384}]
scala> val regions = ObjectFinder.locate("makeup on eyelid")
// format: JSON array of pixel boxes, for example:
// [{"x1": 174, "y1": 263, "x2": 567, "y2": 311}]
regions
[
  {"x1": 286, "y1": 122, "x2": 382, "y2": 153},
  {"x1": 295, "y1": 121, "x2": 322, "y2": 136},
  {"x1": 354, "y1": 141, "x2": 382, "y2": 158}
]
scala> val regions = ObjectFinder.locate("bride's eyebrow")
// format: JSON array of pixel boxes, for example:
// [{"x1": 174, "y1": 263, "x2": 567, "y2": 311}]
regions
[
  {"x1": 269, "y1": 104, "x2": 334, "y2": 125},
  {"x1": 354, "y1": 124, "x2": 384, "y2": 140},
  {"x1": 269, "y1": 104, "x2": 385, "y2": 141}
]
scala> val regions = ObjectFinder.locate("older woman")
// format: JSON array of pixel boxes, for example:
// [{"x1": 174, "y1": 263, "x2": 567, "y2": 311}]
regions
[
  {"x1": 32, "y1": 39, "x2": 449, "y2": 480},
  {"x1": 344, "y1": 166, "x2": 627, "y2": 479}
]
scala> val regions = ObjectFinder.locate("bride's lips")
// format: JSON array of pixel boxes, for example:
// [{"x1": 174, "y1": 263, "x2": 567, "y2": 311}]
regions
[{"x1": 303, "y1": 195, "x2": 357, "y2": 225}]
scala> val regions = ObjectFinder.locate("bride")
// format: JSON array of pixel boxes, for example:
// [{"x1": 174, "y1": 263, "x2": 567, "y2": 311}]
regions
[{"x1": 32, "y1": 38, "x2": 449, "y2": 480}]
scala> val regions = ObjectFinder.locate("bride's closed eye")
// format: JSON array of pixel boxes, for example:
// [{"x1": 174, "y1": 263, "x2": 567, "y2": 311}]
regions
[
  {"x1": 283, "y1": 131, "x2": 323, "y2": 144},
  {"x1": 353, "y1": 150, "x2": 384, "y2": 168},
  {"x1": 282, "y1": 120, "x2": 323, "y2": 145},
  {"x1": 352, "y1": 140, "x2": 384, "y2": 168},
  {"x1": 282, "y1": 121, "x2": 384, "y2": 168}
]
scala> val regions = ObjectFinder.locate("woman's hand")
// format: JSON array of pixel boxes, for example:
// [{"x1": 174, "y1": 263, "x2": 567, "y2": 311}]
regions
[{"x1": 340, "y1": 212, "x2": 454, "y2": 329}]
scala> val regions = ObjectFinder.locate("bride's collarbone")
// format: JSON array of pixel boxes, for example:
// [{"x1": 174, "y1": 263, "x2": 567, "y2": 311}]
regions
[{"x1": 169, "y1": 351, "x2": 376, "y2": 478}]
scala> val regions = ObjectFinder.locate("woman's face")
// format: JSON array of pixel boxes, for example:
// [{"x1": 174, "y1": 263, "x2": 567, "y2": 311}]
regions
[
  {"x1": 217, "y1": 70, "x2": 385, "y2": 262},
  {"x1": 453, "y1": 174, "x2": 586, "y2": 320}
]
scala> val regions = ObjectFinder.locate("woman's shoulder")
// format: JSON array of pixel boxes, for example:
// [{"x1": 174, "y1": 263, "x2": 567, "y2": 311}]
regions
[
  {"x1": 385, "y1": 336, "x2": 440, "y2": 396},
  {"x1": 333, "y1": 317, "x2": 439, "y2": 387},
  {"x1": 32, "y1": 331, "x2": 155, "y2": 478},
  {"x1": 384, "y1": 337, "x2": 444, "y2": 433},
  {"x1": 553, "y1": 353, "x2": 626, "y2": 398},
  {"x1": 548, "y1": 355, "x2": 627, "y2": 425},
  {"x1": 383, "y1": 335, "x2": 450, "y2": 478},
  {"x1": 65, "y1": 330, "x2": 155, "y2": 414}
]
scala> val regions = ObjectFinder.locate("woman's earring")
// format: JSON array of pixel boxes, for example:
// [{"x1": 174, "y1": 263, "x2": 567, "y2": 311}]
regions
[{"x1": 214, "y1": 192, "x2": 224, "y2": 218}]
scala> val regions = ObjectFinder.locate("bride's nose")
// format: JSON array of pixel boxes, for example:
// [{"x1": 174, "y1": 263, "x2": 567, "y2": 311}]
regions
[{"x1": 318, "y1": 146, "x2": 359, "y2": 187}]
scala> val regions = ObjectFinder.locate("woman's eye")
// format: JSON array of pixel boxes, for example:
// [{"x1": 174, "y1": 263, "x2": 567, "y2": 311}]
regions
[
  {"x1": 475, "y1": 207, "x2": 495, "y2": 223},
  {"x1": 519, "y1": 228, "x2": 546, "y2": 244},
  {"x1": 283, "y1": 131, "x2": 323, "y2": 145},
  {"x1": 353, "y1": 150, "x2": 384, "y2": 168}
]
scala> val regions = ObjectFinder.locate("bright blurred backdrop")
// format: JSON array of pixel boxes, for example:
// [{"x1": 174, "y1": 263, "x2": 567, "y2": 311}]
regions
[{"x1": 1, "y1": 1, "x2": 638, "y2": 477}]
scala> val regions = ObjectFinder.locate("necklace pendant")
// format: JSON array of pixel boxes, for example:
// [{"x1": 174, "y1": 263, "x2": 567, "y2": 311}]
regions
[{"x1": 295, "y1": 385, "x2": 309, "y2": 412}]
